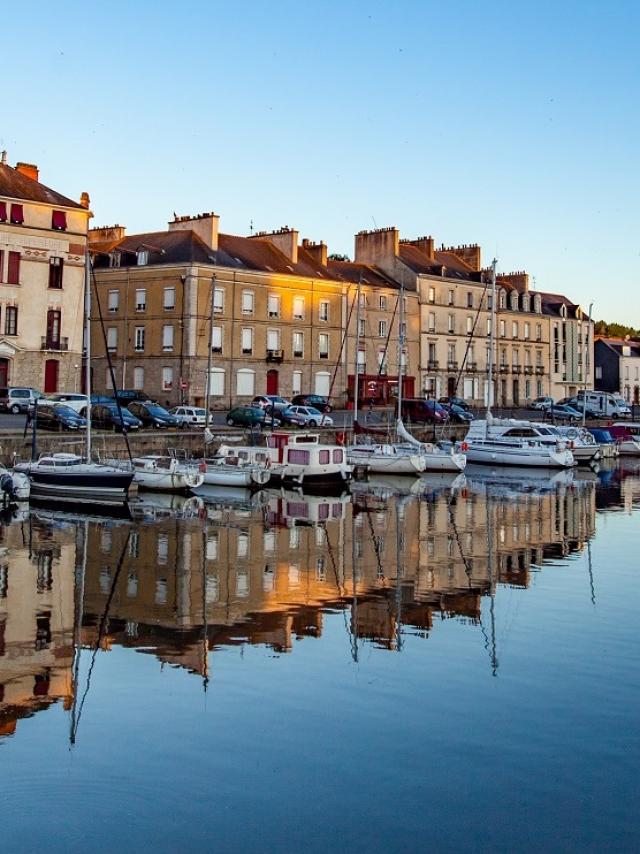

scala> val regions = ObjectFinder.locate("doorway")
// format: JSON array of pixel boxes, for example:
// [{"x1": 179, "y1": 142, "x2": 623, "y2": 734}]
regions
[
  {"x1": 266, "y1": 369, "x2": 279, "y2": 395},
  {"x1": 447, "y1": 376, "x2": 456, "y2": 397},
  {"x1": 0, "y1": 358, "x2": 9, "y2": 387},
  {"x1": 44, "y1": 359, "x2": 59, "y2": 393},
  {"x1": 512, "y1": 379, "x2": 520, "y2": 406}
]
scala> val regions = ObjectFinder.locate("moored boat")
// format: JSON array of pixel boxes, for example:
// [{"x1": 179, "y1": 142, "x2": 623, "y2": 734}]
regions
[
  {"x1": 609, "y1": 423, "x2": 640, "y2": 455},
  {"x1": 131, "y1": 455, "x2": 205, "y2": 493},
  {"x1": 266, "y1": 431, "x2": 352, "y2": 490},
  {"x1": 16, "y1": 453, "x2": 133, "y2": 506}
]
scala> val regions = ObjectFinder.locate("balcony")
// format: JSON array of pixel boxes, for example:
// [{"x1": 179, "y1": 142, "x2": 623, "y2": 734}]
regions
[
  {"x1": 512, "y1": 365, "x2": 521, "y2": 374},
  {"x1": 41, "y1": 336, "x2": 69, "y2": 351},
  {"x1": 446, "y1": 361, "x2": 458, "y2": 371},
  {"x1": 266, "y1": 349, "x2": 284, "y2": 363},
  {"x1": 523, "y1": 365, "x2": 533, "y2": 375},
  {"x1": 466, "y1": 362, "x2": 478, "y2": 372},
  {"x1": 499, "y1": 364, "x2": 510, "y2": 374},
  {"x1": 427, "y1": 360, "x2": 439, "y2": 370},
  {"x1": 535, "y1": 365, "x2": 544, "y2": 375}
]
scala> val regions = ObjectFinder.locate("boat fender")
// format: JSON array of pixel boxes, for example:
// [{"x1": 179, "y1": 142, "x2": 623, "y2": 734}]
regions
[
  {"x1": 461, "y1": 442, "x2": 469, "y2": 452},
  {"x1": 569, "y1": 440, "x2": 574, "y2": 449},
  {"x1": 198, "y1": 461, "x2": 207, "y2": 473}
]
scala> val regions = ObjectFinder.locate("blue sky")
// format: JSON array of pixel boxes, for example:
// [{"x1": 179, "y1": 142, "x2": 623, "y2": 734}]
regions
[{"x1": 3, "y1": 0, "x2": 638, "y2": 321}]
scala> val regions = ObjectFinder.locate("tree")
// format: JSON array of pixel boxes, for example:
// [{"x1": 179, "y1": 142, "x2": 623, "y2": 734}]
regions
[{"x1": 328, "y1": 253, "x2": 350, "y2": 262}]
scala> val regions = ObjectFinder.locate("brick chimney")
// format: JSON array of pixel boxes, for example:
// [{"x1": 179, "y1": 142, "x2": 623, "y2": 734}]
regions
[
  {"x1": 80, "y1": 191, "x2": 90, "y2": 209},
  {"x1": 301, "y1": 238, "x2": 327, "y2": 266},
  {"x1": 15, "y1": 162, "x2": 39, "y2": 182},
  {"x1": 440, "y1": 243, "x2": 481, "y2": 271},
  {"x1": 354, "y1": 227, "x2": 399, "y2": 266},
  {"x1": 168, "y1": 212, "x2": 219, "y2": 250},
  {"x1": 498, "y1": 271, "x2": 530, "y2": 293},
  {"x1": 88, "y1": 225, "x2": 127, "y2": 243},
  {"x1": 251, "y1": 227, "x2": 299, "y2": 264},
  {"x1": 403, "y1": 235, "x2": 435, "y2": 260}
]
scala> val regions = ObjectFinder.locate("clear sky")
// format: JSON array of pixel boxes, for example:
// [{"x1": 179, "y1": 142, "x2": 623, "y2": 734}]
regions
[{"x1": 3, "y1": 0, "x2": 638, "y2": 321}]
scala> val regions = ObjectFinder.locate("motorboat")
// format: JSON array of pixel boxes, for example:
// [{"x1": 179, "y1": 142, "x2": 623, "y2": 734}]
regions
[
  {"x1": 547, "y1": 426, "x2": 601, "y2": 464},
  {"x1": 347, "y1": 441, "x2": 427, "y2": 474},
  {"x1": 461, "y1": 417, "x2": 575, "y2": 468},
  {"x1": 265, "y1": 432, "x2": 352, "y2": 490},
  {"x1": 193, "y1": 456, "x2": 272, "y2": 489},
  {"x1": 15, "y1": 453, "x2": 133, "y2": 506},
  {"x1": 131, "y1": 455, "x2": 205, "y2": 493},
  {"x1": 587, "y1": 427, "x2": 619, "y2": 459},
  {"x1": 609, "y1": 423, "x2": 640, "y2": 455},
  {"x1": 0, "y1": 464, "x2": 30, "y2": 502}
]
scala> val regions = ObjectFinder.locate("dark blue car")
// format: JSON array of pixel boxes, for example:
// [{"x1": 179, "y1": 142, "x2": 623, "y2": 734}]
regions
[{"x1": 91, "y1": 403, "x2": 142, "y2": 432}]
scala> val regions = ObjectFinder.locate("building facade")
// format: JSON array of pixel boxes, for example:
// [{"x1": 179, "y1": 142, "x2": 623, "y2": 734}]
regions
[
  {"x1": 594, "y1": 337, "x2": 640, "y2": 401},
  {"x1": 0, "y1": 153, "x2": 91, "y2": 393}
]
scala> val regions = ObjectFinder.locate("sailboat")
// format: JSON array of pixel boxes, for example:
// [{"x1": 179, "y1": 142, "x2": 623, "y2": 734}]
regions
[
  {"x1": 347, "y1": 278, "x2": 466, "y2": 474},
  {"x1": 460, "y1": 261, "x2": 575, "y2": 469},
  {"x1": 15, "y1": 254, "x2": 134, "y2": 506}
]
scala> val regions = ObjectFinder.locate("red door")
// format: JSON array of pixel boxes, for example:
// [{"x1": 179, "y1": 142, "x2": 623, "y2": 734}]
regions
[
  {"x1": 0, "y1": 359, "x2": 8, "y2": 387},
  {"x1": 44, "y1": 359, "x2": 59, "y2": 393},
  {"x1": 266, "y1": 369, "x2": 279, "y2": 395}
]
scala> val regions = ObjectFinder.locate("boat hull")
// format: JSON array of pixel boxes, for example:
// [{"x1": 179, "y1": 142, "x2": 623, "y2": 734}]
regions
[
  {"x1": 27, "y1": 469, "x2": 133, "y2": 506},
  {"x1": 464, "y1": 444, "x2": 574, "y2": 468}
]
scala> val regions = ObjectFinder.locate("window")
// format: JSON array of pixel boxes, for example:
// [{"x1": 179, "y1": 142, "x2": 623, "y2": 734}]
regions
[
  {"x1": 5, "y1": 306, "x2": 17, "y2": 336},
  {"x1": 357, "y1": 348, "x2": 366, "y2": 373},
  {"x1": 51, "y1": 210, "x2": 67, "y2": 230},
  {"x1": 378, "y1": 320, "x2": 387, "y2": 338},
  {"x1": 135, "y1": 289, "x2": 146, "y2": 311},
  {"x1": 512, "y1": 321, "x2": 518, "y2": 338},
  {"x1": 319, "y1": 333, "x2": 329, "y2": 359},
  {"x1": 242, "y1": 290, "x2": 254, "y2": 315},
  {"x1": 48, "y1": 257, "x2": 63, "y2": 289},
  {"x1": 236, "y1": 369, "x2": 255, "y2": 396},
  {"x1": 288, "y1": 449, "x2": 310, "y2": 465},
  {"x1": 107, "y1": 327, "x2": 117, "y2": 352},
  {"x1": 467, "y1": 292, "x2": 473, "y2": 308},
  {"x1": 211, "y1": 325, "x2": 222, "y2": 353},
  {"x1": 358, "y1": 318, "x2": 365, "y2": 336},
  {"x1": 163, "y1": 287, "x2": 175, "y2": 309},
  {"x1": 428, "y1": 286, "x2": 436, "y2": 303},
  {"x1": 208, "y1": 367, "x2": 225, "y2": 396},
  {"x1": 136, "y1": 250, "x2": 148, "y2": 266},
  {"x1": 486, "y1": 319, "x2": 492, "y2": 336},
  {"x1": 448, "y1": 314, "x2": 454, "y2": 333},
  {"x1": 292, "y1": 370, "x2": 302, "y2": 395},
  {"x1": 293, "y1": 331, "x2": 304, "y2": 357},
  {"x1": 108, "y1": 290, "x2": 119, "y2": 312},
  {"x1": 267, "y1": 329, "x2": 280, "y2": 352},
  {"x1": 466, "y1": 316, "x2": 473, "y2": 334},
  {"x1": 162, "y1": 367, "x2": 173, "y2": 391},
  {"x1": 319, "y1": 300, "x2": 329, "y2": 321},
  {"x1": 499, "y1": 290, "x2": 506, "y2": 309},
  {"x1": 162, "y1": 325, "x2": 174, "y2": 351},
  {"x1": 499, "y1": 320, "x2": 506, "y2": 337},
  {"x1": 10, "y1": 204, "x2": 24, "y2": 224},
  {"x1": 510, "y1": 290, "x2": 518, "y2": 310},
  {"x1": 379, "y1": 295, "x2": 387, "y2": 310},
  {"x1": 213, "y1": 287, "x2": 224, "y2": 314},
  {"x1": 134, "y1": 326, "x2": 145, "y2": 352},
  {"x1": 133, "y1": 367, "x2": 144, "y2": 389},
  {"x1": 109, "y1": 251, "x2": 121, "y2": 268},
  {"x1": 447, "y1": 343, "x2": 456, "y2": 364},
  {"x1": 428, "y1": 342, "x2": 437, "y2": 363},
  {"x1": 241, "y1": 328, "x2": 253, "y2": 355},
  {"x1": 428, "y1": 312, "x2": 436, "y2": 332},
  {"x1": 293, "y1": 296, "x2": 305, "y2": 320},
  {"x1": 536, "y1": 323, "x2": 542, "y2": 341},
  {"x1": 524, "y1": 322, "x2": 530, "y2": 340},
  {"x1": 319, "y1": 450, "x2": 330, "y2": 465},
  {"x1": 0, "y1": 250, "x2": 3, "y2": 281},
  {"x1": 333, "y1": 449, "x2": 343, "y2": 463},
  {"x1": 448, "y1": 289, "x2": 454, "y2": 305},
  {"x1": 267, "y1": 294, "x2": 280, "y2": 318},
  {"x1": 0, "y1": 202, "x2": 6, "y2": 222},
  {"x1": 7, "y1": 252, "x2": 20, "y2": 285},
  {"x1": 378, "y1": 348, "x2": 387, "y2": 372}
]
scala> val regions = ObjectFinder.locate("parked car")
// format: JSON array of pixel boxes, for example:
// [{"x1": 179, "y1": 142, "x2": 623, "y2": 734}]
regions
[
  {"x1": 530, "y1": 396, "x2": 554, "y2": 411},
  {"x1": 34, "y1": 403, "x2": 87, "y2": 431},
  {"x1": 442, "y1": 403, "x2": 475, "y2": 423},
  {"x1": 291, "y1": 394, "x2": 333, "y2": 413},
  {"x1": 91, "y1": 403, "x2": 142, "y2": 432},
  {"x1": 543, "y1": 403, "x2": 583, "y2": 424},
  {"x1": 278, "y1": 406, "x2": 308, "y2": 427},
  {"x1": 559, "y1": 397, "x2": 599, "y2": 419},
  {"x1": 0, "y1": 387, "x2": 42, "y2": 414},
  {"x1": 227, "y1": 405, "x2": 282, "y2": 428},
  {"x1": 111, "y1": 389, "x2": 155, "y2": 404},
  {"x1": 401, "y1": 398, "x2": 449, "y2": 424},
  {"x1": 169, "y1": 406, "x2": 208, "y2": 428},
  {"x1": 284, "y1": 405, "x2": 333, "y2": 427},
  {"x1": 438, "y1": 396, "x2": 471, "y2": 411},
  {"x1": 251, "y1": 395, "x2": 291, "y2": 412},
  {"x1": 42, "y1": 393, "x2": 89, "y2": 414},
  {"x1": 127, "y1": 401, "x2": 181, "y2": 429}
]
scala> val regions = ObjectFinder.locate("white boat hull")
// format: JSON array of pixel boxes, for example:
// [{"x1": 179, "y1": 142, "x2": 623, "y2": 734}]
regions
[
  {"x1": 347, "y1": 446, "x2": 425, "y2": 474},
  {"x1": 201, "y1": 463, "x2": 271, "y2": 488},
  {"x1": 617, "y1": 439, "x2": 640, "y2": 456},
  {"x1": 464, "y1": 442, "x2": 574, "y2": 468}
]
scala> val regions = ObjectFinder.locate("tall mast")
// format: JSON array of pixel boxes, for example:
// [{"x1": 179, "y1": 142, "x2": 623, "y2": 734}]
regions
[
  {"x1": 582, "y1": 302, "x2": 593, "y2": 427},
  {"x1": 353, "y1": 276, "x2": 362, "y2": 425},
  {"x1": 397, "y1": 277, "x2": 405, "y2": 423},
  {"x1": 84, "y1": 251, "x2": 92, "y2": 461},
  {"x1": 486, "y1": 259, "x2": 498, "y2": 420},
  {"x1": 204, "y1": 272, "x2": 216, "y2": 438}
]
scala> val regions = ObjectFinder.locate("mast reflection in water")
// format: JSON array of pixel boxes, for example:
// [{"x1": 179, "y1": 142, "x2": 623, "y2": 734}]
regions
[{"x1": 0, "y1": 462, "x2": 638, "y2": 852}]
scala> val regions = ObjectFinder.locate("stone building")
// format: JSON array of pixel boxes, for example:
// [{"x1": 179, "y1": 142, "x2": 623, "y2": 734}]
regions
[
  {"x1": 594, "y1": 336, "x2": 640, "y2": 401},
  {"x1": 540, "y1": 292, "x2": 593, "y2": 401},
  {"x1": 0, "y1": 153, "x2": 91, "y2": 392}
]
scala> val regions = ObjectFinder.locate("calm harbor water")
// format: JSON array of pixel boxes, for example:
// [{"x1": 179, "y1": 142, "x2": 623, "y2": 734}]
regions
[{"x1": 0, "y1": 463, "x2": 639, "y2": 852}]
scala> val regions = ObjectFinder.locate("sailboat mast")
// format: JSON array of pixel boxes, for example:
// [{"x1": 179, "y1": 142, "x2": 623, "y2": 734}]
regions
[
  {"x1": 84, "y1": 251, "x2": 92, "y2": 461},
  {"x1": 353, "y1": 276, "x2": 362, "y2": 424},
  {"x1": 204, "y1": 272, "x2": 216, "y2": 436},
  {"x1": 486, "y1": 258, "x2": 498, "y2": 420},
  {"x1": 397, "y1": 277, "x2": 405, "y2": 423}
]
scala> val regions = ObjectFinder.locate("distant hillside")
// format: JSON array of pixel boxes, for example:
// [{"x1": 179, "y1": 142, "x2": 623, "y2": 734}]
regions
[{"x1": 594, "y1": 320, "x2": 640, "y2": 340}]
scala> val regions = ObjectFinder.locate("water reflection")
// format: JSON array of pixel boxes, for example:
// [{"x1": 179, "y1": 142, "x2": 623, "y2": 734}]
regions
[{"x1": 0, "y1": 461, "x2": 622, "y2": 745}]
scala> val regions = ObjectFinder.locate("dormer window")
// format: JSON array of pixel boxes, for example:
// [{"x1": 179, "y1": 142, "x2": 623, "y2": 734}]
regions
[
  {"x1": 510, "y1": 290, "x2": 518, "y2": 310},
  {"x1": 521, "y1": 293, "x2": 530, "y2": 312},
  {"x1": 560, "y1": 303, "x2": 567, "y2": 319},
  {"x1": 10, "y1": 204, "x2": 24, "y2": 224},
  {"x1": 109, "y1": 251, "x2": 121, "y2": 268},
  {"x1": 136, "y1": 250, "x2": 149, "y2": 266},
  {"x1": 534, "y1": 294, "x2": 542, "y2": 313},
  {"x1": 498, "y1": 289, "x2": 506, "y2": 309},
  {"x1": 51, "y1": 210, "x2": 67, "y2": 230}
]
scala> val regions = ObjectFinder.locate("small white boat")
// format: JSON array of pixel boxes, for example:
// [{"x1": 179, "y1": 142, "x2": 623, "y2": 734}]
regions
[
  {"x1": 0, "y1": 464, "x2": 30, "y2": 501},
  {"x1": 196, "y1": 456, "x2": 271, "y2": 489},
  {"x1": 462, "y1": 418, "x2": 575, "y2": 468},
  {"x1": 609, "y1": 423, "x2": 640, "y2": 455},
  {"x1": 266, "y1": 432, "x2": 352, "y2": 490},
  {"x1": 541, "y1": 426, "x2": 601, "y2": 464},
  {"x1": 131, "y1": 455, "x2": 205, "y2": 493},
  {"x1": 347, "y1": 442, "x2": 427, "y2": 474}
]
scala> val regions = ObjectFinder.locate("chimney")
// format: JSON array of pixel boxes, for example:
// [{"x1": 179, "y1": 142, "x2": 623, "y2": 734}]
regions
[
  {"x1": 440, "y1": 243, "x2": 481, "y2": 272},
  {"x1": 498, "y1": 271, "x2": 530, "y2": 293},
  {"x1": 405, "y1": 235, "x2": 434, "y2": 260},
  {"x1": 88, "y1": 224, "x2": 127, "y2": 243},
  {"x1": 354, "y1": 227, "x2": 399, "y2": 266},
  {"x1": 80, "y1": 191, "x2": 90, "y2": 209},
  {"x1": 251, "y1": 226, "x2": 299, "y2": 264},
  {"x1": 301, "y1": 238, "x2": 327, "y2": 266},
  {"x1": 0, "y1": 151, "x2": 7, "y2": 166},
  {"x1": 168, "y1": 212, "x2": 219, "y2": 251},
  {"x1": 15, "y1": 162, "x2": 39, "y2": 182}
]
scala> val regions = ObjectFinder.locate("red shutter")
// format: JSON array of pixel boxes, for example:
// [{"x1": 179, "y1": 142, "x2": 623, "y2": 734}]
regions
[
  {"x1": 10, "y1": 204, "x2": 24, "y2": 224},
  {"x1": 7, "y1": 252, "x2": 20, "y2": 285},
  {"x1": 0, "y1": 202, "x2": 6, "y2": 222},
  {"x1": 51, "y1": 210, "x2": 67, "y2": 230}
]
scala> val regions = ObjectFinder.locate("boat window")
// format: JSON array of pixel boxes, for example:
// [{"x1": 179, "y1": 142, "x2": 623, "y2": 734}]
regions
[
  {"x1": 332, "y1": 449, "x2": 344, "y2": 463},
  {"x1": 318, "y1": 450, "x2": 330, "y2": 464},
  {"x1": 332, "y1": 503, "x2": 343, "y2": 517},
  {"x1": 318, "y1": 503, "x2": 330, "y2": 520},
  {"x1": 287, "y1": 449, "x2": 310, "y2": 465},
  {"x1": 287, "y1": 501, "x2": 309, "y2": 517}
]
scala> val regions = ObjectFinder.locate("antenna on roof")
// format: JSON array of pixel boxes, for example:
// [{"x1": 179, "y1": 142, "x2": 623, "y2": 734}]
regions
[
  {"x1": 371, "y1": 215, "x2": 378, "y2": 229},
  {"x1": 249, "y1": 219, "x2": 254, "y2": 235},
  {"x1": 532, "y1": 275, "x2": 537, "y2": 290}
]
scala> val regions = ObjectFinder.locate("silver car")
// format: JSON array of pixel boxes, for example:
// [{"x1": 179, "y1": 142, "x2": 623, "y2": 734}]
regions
[
  {"x1": 169, "y1": 406, "x2": 208, "y2": 427},
  {"x1": 286, "y1": 405, "x2": 333, "y2": 427}
]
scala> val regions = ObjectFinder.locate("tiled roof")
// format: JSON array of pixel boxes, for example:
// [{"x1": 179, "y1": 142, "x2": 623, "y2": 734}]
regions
[
  {"x1": 538, "y1": 290, "x2": 581, "y2": 319},
  {"x1": 326, "y1": 259, "x2": 402, "y2": 289},
  {"x1": 398, "y1": 243, "x2": 481, "y2": 281},
  {"x1": 92, "y1": 230, "x2": 234, "y2": 267},
  {"x1": 0, "y1": 163, "x2": 84, "y2": 209}
]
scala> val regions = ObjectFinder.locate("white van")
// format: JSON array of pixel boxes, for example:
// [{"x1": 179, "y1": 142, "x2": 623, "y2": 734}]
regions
[{"x1": 577, "y1": 390, "x2": 630, "y2": 418}]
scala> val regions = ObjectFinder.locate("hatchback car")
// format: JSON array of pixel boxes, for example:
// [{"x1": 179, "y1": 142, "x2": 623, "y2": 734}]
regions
[
  {"x1": 401, "y1": 398, "x2": 449, "y2": 424},
  {"x1": 530, "y1": 396, "x2": 554, "y2": 410},
  {"x1": 442, "y1": 403, "x2": 474, "y2": 423},
  {"x1": 0, "y1": 387, "x2": 42, "y2": 414},
  {"x1": 170, "y1": 406, "x2": 208, "y2": 427},
  {"x1": 127, "y1": 401, "x2": 181, "y2": 429},
  {"x1": 438, "y1": 396, "x2": 471, "y2": 411},
  {"x1": 227, "y1": 406, "x2": 282, "y2": 428},
  {"x1": 111, "y1": 389, "x2": 155, "y2": 404},
  {"x1": 91, "y1": 403, "x2": 142, "y2": 432},
  {"x1": 285, "y1": 405, "x2": 333, "y2": 427},
  {"x1": 290, "y1": 394, "x2": 333, "y2": 413},
  {"x1": 34, "y1": 403, "x2": 87, "y2": 431}
]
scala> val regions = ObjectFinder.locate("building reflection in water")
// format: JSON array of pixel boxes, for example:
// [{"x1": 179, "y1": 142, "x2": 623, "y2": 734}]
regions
[{"x1": 0, "y1": 463, "x2": 621, "y2": 739}]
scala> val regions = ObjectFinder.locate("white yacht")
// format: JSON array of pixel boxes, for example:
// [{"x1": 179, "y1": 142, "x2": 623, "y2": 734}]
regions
[
  {"x1": 196, "y1": 456, "x2": 272, "y2": 489},
  {"x1": 462, "y1": 418, "x2": 575, "y2": 468},
  {"x1": 131, "y1": 455, "x2": 205, "y2": 493}
]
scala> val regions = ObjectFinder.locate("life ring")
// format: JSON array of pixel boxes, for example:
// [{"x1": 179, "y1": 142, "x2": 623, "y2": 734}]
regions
[
  {"x1": 461, "y1": 442, "x2": 469, "y2": 452},
  {"x1": 567, "y1": 428, "x2": 578, "y2": 440}
]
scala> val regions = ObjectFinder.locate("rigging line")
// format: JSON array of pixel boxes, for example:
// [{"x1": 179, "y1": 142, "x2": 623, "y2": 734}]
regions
[
  {"x1": 452, "y1": 277, "x2": 491, "y2": 398},
  {"x1": 70, "y1": 529, "x2": 131, "y2": 745},
  {"x1": 446, "y1": 495, "x2": 474, "y2": 587},
  {"x1": 90, "y1": 259, "x2": 133, "y2": 462},
  {"x1": 364, "y1": 504, "x2": 386, "y2": 580},
  {"x1": 327, "y1": 289, "x2": 358, "y2": 407},
  {"x1": 367, "y1": 294, "x2": 400, "y2": 416},
  {"x1": 321, "y1": 521, "x2": 353, "y2": 654}
]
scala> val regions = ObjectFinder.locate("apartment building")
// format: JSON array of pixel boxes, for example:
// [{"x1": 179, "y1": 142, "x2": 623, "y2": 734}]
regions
[
  {"x1": 540, "y1": 293, "x2": 593, "y2": 400},
  {"x1": 594, "y1": 337, "x2": 640, "y2": 401},
  {"x1": 0, "y1": 153, "x2": 91, "y2": 392}
]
